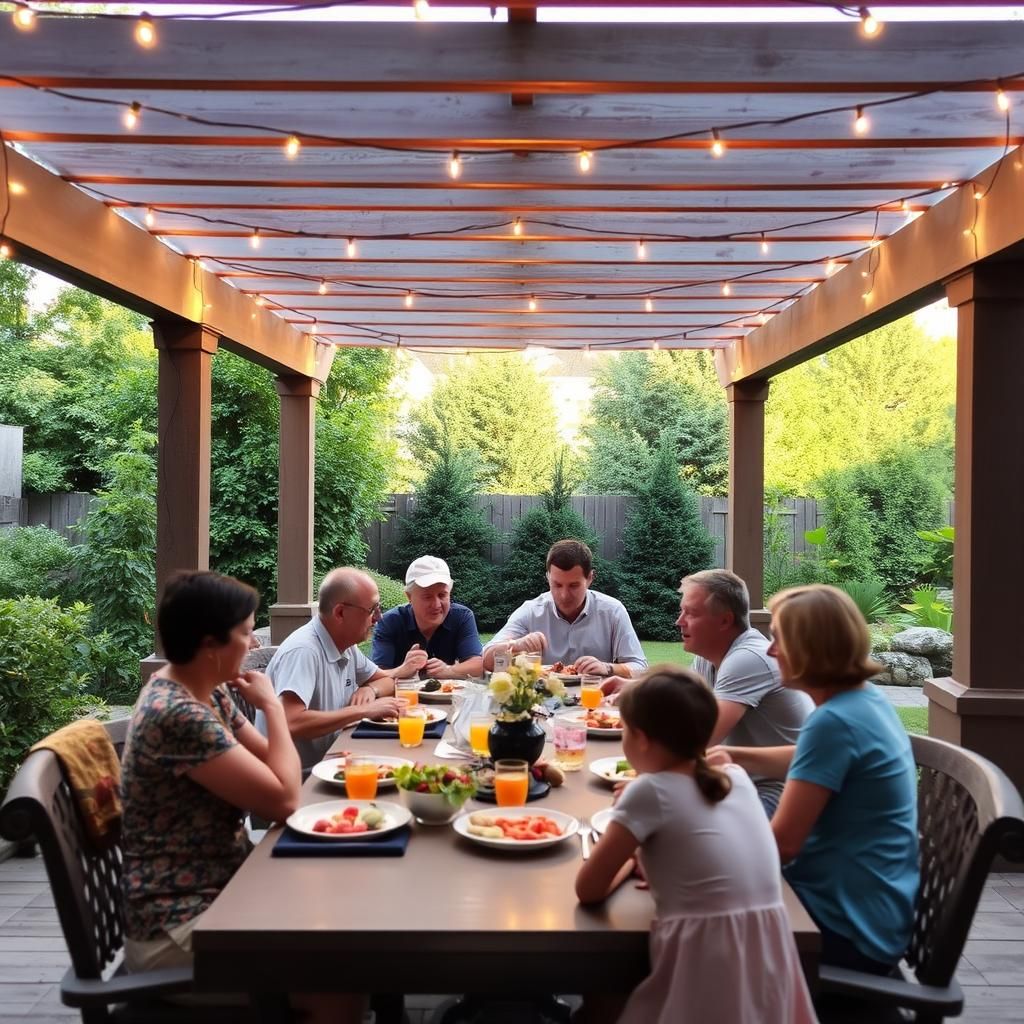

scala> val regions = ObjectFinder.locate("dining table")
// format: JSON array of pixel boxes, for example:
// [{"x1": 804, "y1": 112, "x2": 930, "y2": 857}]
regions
[{"x1": 191, "y1": 716, "x2": 820, "y2": 1002}]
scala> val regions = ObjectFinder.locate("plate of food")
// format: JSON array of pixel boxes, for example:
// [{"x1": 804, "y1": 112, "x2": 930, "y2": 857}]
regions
[
  {"x1": 562, "y1": 707, "x2": 623, "y2": 737},
  {"x1": 591, "y1": 806, "x2": 614, "y2": 835},
  {"x1": 589, "y1": 756, "x2": 637, "y2": 785},
  {"x1": 286, "y1": 799, "x2": 412, "y2": 839},
  {"x1": 452, "y1": 808, "x2": 579, "y2": 851},
  {"x1": 311, "y1": 755, "x2": 414, "y2": 790},
  {"x1": 542, "y1": 662, "x2": 581, "y2": 686},
  {"x1": 418, "y1": 679, "x2": 466, "y2": 704},
  {"x1": 360, "y1": 708, "x2": 448, "y2": 728}
]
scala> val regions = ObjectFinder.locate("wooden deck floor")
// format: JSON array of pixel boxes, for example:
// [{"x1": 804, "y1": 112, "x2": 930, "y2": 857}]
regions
[{"x1": 2, "y1": 853, "x2": 1024, "y2": 1023}]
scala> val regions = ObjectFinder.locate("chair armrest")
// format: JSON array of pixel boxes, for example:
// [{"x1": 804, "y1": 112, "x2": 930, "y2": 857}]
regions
[
  {"x1": 61, "y1": 964, "x2": 195, "y2": 1007},
  {"x1": 819, "y1": 965, "x2": 963, "y2": 1014}
]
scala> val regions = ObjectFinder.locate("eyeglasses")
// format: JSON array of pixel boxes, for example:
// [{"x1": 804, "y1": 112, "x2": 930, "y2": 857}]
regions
[{"x1": 342, "y1": 600, "x2": 382, "y2": 618}]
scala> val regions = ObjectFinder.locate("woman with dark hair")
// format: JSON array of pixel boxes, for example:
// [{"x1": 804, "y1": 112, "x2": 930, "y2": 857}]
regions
[
  {"x1": 716, "y1": 585, "x2": 918, "y2": 978},
  {"x1": 575, "y1": 666, "x2": 815, "y2": 1024},
  {"x1": 120, "y1": 570, "x2": 301, "y2": 974}
]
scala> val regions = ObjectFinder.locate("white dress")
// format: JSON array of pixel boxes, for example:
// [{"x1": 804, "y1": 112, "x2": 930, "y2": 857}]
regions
[{"x1": 610, "y1": 765, "x2": 817, "y2": 1024}]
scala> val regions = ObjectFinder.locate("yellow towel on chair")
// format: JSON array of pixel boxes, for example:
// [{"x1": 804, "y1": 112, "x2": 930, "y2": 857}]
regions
[{"x1": 31, "y1": 719, "x2": 122, "y2": 847}]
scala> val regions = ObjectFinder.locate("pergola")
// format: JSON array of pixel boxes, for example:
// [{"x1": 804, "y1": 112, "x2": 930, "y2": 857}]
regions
[{"x1": 1, "y1": 2, "x2": 1023, "y2": 791}]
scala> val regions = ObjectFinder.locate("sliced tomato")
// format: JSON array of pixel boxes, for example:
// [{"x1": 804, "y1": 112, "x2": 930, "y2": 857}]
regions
[
  {"x1": 341, "y1": 806, "x2": 360, "y2": 820},
  {"x1": 312, "y1": 819, "x2": 331, "y2": 833}
]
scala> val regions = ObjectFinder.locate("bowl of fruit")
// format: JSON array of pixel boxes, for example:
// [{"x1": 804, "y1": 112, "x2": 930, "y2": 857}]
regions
[{"x1": 393, "y1": 763, "x2": 479, "y2": 825}]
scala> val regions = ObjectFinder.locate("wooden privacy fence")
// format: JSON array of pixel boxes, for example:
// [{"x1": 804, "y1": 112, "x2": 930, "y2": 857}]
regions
[
  {"x1": 364, "y1": 494, "x2": 830, "y2": 573},
  {"x1": 0, "y1": 492, "x2": 93, "y2": 542}
]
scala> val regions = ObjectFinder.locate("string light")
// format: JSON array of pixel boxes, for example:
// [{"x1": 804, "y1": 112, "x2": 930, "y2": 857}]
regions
[
  {"x1": 637, "y1": 240, "x2": 647, "y2": 260},
  {"x1": 134, "y1": 12, "x2": 156, "y2": 49},
  {"x1": 144, "y1": 207, "x2": 155, "y2": 228},
  {"x1": 577, "y1": 150, "x2": 593, "y2": 173},
  {"x1": 254, "y1": 296, "x2": 266, "y2": 307},
  {"x1": 12, "y1": 5, "x2": 35, "y2": 30},
  {"x1": 513, "y1": 217, "x2": 523, "y2": 236},
  {"x1": 284, "y1": 135, "x2": 301, "y2": 159},
  {"x1": 318, "y1": 279, "x2": 328, "y2": 295},
  {"x1": 645, "y1": 298, "x2": 653, "y2": 313},
  {"x1": 973, "y1": 185, "x2": 984, "y2": 200},
  {"x1": 853, "y1": 106, "x2": 869, "y2": 135},
  {"x1": 0, "y1": 242, "x2": 10, "y2": 259},
  {"x1": 759, "y1": 312, "x2": 768, "y2": 325},
  {"x1": 584, "y1": 345, "x2": 593, "y2": 360},
  {"x1": 862, "y1": 288, "x2": 873, "y2": 301},
  {"x1": 996, "y1": 87, "x2": 1011, "y2": 113},
  {"x1": 760, "y1": 233, "x2": 769, "y2": 254},
  {"x1": 528, "y1": 295, "x2": 538, "y2": 312},
  {"x1": 825, "y1": 258, "x2": 838, "y2": 277},
  {"x1": 123, "y1": 102, "x2": 141, "y2": 130},
  {"x1": 404, "y1": 291, "x2": 414, "y2": 308},
  {"x1": 413, "y1": 0, "x2": 429, "y2": 18},
  {"x1": 651, "y1": 340, "x2": 660, "y2": 352},
  {"x1": 250, "y1": 227, "x2": 261, "y2": 249},
  {"x1": 448, "y1": 152, "x2": 462, "y2": 180},
  {"x1": 710, "y1": 129, "x2": 725, "y2": 158},
  {"x1": 721, "y1": 282, "x2": 731, "y2": 296},
  {"x1": 8, "y1": 182, "x2": 26, "y2": 196},
  {"x1": 859, "y1": 8, "x2": 881, "y2": 37},
  {"x1": 869, "y1": 236, "x2": 880, "y2": 248},
  {"x1": 346, "y1": 238, "x2": 356, "y2": 258}
]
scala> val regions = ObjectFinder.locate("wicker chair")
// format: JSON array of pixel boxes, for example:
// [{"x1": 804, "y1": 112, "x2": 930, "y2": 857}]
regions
[
  {"x1": 0, "y1": 717, "x2": 254, "y2": 1024},
  {"x1": 818, "y1": 733, "x2": 1024, "y2": 1022}
]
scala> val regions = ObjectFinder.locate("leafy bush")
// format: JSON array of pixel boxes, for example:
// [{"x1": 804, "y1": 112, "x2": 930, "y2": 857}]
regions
[
  {"x1": 817, "y1": 472, "x2": 876, "y2": 582},
  {"x1": 365, "y1": 569, "x2": 407, "y2": 612},
  {"x1": 0, "y1": 596, "x2": 98, "y2": 790},
  {"x1": 390, "y1": 439, "x2": 501, "y2": 630},
  {"x1": 0, "y1": 525, "x2": 76, "y2": 600},
  {"x1": 900, "y1": 587, "x2": 953, "y2": 632},
  {"x1": 620, "y1": 435, "x2": 715, "y2": 640},
  {"x1": 916, "y1": 526, "x2": 954, "y2": 588},
  {"x1": 835, "y1": 579, "x2": 891, "y2": 623}
]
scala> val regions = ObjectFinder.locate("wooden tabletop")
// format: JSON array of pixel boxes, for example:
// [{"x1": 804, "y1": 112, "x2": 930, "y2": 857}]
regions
[{"x1": 192, "y1": 723, "x2": 819, "y2": 995}]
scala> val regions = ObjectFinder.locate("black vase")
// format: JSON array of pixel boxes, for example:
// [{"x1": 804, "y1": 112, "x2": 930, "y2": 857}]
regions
[{"x1": 488, "y1": 717, "x2": 546, "y2": 766}]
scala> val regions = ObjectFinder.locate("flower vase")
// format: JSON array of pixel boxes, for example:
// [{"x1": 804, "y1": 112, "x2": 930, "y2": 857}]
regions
[{"x1": 488, "y1": 717, "x2": 546, "y2": 766}]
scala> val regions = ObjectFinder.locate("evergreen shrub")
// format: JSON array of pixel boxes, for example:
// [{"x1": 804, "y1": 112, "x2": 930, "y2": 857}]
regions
[{"x1": 0, "y1": 525, "x2": 76, "y2": 601}]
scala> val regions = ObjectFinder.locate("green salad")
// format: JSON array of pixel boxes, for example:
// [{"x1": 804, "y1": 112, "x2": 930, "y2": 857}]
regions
[{"x1": 393, "y1": 763, "x2": 478, "y2": 806}]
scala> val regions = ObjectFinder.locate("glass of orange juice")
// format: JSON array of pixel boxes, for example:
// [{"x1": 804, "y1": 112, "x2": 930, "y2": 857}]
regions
[
  {"x1": 398, "y1": 706, "x2": 427, "y2": 748},
  {"x1": 345, "y1": 755, "x2": 378, "y2": 800},
  {"x1": 580, "y1": 675, "x2": 603, "y2": 710},
  {"x1": 469, "y1": 714, "x2": 493, "y2": 757},
  {"x1": 396, "y1": 680, "x2": 420, "y2": 707},
  {"x1": 493, "y1": 759, "x2": 530, "y2": 807}
]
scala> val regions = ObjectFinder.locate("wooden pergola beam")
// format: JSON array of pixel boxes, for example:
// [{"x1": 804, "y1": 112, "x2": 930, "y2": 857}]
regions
[
  {"x1": 721, "y1": 146, "x2": 1024, "y2": 383},
  {"x1": 1, "y1": 146, "x2": 331, "y2": 380}
]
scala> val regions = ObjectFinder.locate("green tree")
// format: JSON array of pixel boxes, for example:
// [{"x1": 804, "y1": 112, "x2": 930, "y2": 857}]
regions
[
  {"x1": 389, "y1": 440, "x2": 501, "y2": 629},
  {"x1": 582, "y1": 351, "x2": 727, "y2": 495},
  {"x1": 619, "y1": 435, "x2": 715, "y2": 640},
  {"x1": 765, "y1": 317, "x2": 955, "y2": 494},
  {"x1": 405, "y1": 353, "x2": 560, "y2": 493}
]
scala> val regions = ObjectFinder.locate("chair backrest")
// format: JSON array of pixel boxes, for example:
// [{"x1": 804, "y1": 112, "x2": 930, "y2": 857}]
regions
[
  {"x1": 906, "y1": 733, "x2": 1024, "y2": 986},
  {"x1": 0, "y1": 719, "x2": 129, "y2": 987},
  {"x1": 229, "y1": 646, "x2": 279, "y2": 724}
]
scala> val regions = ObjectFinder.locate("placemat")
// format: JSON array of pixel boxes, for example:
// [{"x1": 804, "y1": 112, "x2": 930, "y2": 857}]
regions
[
  {"x1": 272, "y1": 826, "x2": 411, "y2": 857},
  {"x1": 352, "y1": 719, "x2": 447, "y2": 740}
]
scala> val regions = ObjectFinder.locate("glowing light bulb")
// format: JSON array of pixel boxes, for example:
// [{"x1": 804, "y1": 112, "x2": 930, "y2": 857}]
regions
[
  {"x1": 760, "y1": 233, "x2": 769, "y2": 255},
  {"x1": 284, "y1": 135, "x2": 301, "y2": 159},
  {"x1": 318, "y1": 279, "x2": 328, "y2": 295},
  {"x1": 144, "y1": 207, "x2": 155, "y2": 228},
  {"x1": 996, "y1": 88, "x2": 1011, "y2": 113},
  {"x1": 825, "y1": 258, "x2": 838, "y2": 277},
  {"x1": 859, "y1": 7, "x2": 880, "y2": 36},
  {"x1": 513, "y1": 217, "x2": 523, "y2": 236},
  {"x1": 404, "y1": 291, "x2": 414, "y2": 308},
  {"x1": 123, "y1": 102, "x2": 142, "y2": 130},
  {"x1": 721, "y1": 282, "x2": 731, "y2": 296},
  {"x1": 637, "y1": 240, "x2": 647, "y2": 260},
  {"x1": 448, "y1": 152, "x2": 462, "y2": 180},
  {"x1": 0, "y1": 242, "x2": 10, "y2": 259},
  {"x1": 584, "y1": 345, "x2": 593, "y2": 359},
  {"x1": 250, "y1": 228, "x2": 261, "y2": 249},
  {"x1": 710, "y1": 129, "x2": 725, "y2": 158},
  {"x1": 973, "y1": 187, "x2": 984, "y2": 200},
  {"x1": 8, "y1": 181, "x2": 25, "y2": 196},
  {"x1": 528, "y1": 295, "x2": 537, "y2": 312},
  {"x1": 577, "y1": 150, "x2": 592, "y2": 173},
  {"x1": 135, "y1": 12, "x2": 156, "y2": 48},
  {"x1": 413, "y1": 0, "x2": 429, "y2": 18},
  {"x1": 651, "y1": 340, "x2": 660, "y2": 352},
  {"x1": 963, "y1": 227, "x2": 973, "y2": 237},
  {"x1": 645, "y1": 298, "x2": 653, "y2": 313},
  {"x1": 346, "y1": 238, "x2": 356, "y2": 258},
  {"x1": 254, "y1": 296, "x2": 266, "y2": 307},
  {"x1": 862, "y1": 289, "x2": 873, "y2": 301},
  {"x1": 12, "y1": 6, "x2": 35, "y2": 30},
  {"x1": 853, "y1": 106, "x2": 869, "y2": 135},
  {"x1": 759, "y1": 312, "x2": 768, "y2": 325},
  {"x1": 869, "y1": 237, "x2": 880, "y2": 248}
]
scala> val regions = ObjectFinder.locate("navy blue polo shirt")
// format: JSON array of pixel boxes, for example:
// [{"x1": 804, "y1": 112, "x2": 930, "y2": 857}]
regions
[{"x1": 371, "y1": 602, "x2": 483, "y2": 670}]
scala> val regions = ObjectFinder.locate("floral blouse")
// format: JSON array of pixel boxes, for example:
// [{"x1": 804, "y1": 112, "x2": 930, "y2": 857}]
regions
[{"x1": 121, "y1": 676, "x2": 251, "y2": 942}]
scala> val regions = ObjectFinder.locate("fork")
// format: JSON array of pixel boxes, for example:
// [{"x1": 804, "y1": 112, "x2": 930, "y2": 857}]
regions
[{"x1": 578, "y1": 820, "x2": 594, "y2": 860}]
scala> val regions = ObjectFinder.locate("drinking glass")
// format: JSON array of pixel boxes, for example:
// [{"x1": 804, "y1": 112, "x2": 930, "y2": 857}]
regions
[
  {"x1": 552, "y1": 716, "x2": 587, "y2": 771},
  {"x1": 580, "y1": 674, "x2": 604, "y2": 710},
  {"x1": 469, "y1": 714, "x2": 493, "y2": 757},
  {"x1": 398, "y1": 706, "x2": 427, "y2": 748},
  {"x1": 493, "y1": 759, "x2": 530, "y2": 807},
  {"x1": 345, "y1": 755, "x2": 378, "y2": 800},
  {"x1": 524, "y1": 652, "x2": 543, "y2": 672},
  {"x1": 396, "y1": 679, "x2": 420, "y2": 707},
  {"x1": 491, "y1": 644, "x2": 512, "y2": 674}
]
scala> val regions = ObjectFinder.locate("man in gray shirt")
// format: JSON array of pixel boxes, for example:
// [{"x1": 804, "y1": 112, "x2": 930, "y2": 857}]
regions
[
  {"x1": 680, "y1": 569, "x2": 812, "y2": 814},
  {"x1": 482, "y1": 540, "x2": 647, "y2": 679}
]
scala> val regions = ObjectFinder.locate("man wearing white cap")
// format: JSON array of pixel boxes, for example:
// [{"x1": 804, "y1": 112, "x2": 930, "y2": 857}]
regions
[{"x1": 371, "y1": 556, "x2": 484, "y2": 678}]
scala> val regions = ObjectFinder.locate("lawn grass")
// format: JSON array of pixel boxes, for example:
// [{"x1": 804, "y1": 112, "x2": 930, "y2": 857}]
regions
[
  {"x1": 478, "y1": 634, "x2": 693, "y2": 669},
  {"x1": 895, "y1": 706, "x2": 928, "y2": 735}
]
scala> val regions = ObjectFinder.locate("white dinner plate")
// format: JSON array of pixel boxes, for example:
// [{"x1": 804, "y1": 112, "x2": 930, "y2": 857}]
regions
[
  {"x1": 359, "y1": 708, "x2": 447, "y2": 728},
  {"x1": 562, "y1": 707, "x2": 623, "y2": 738},
  {"x1": 311, "y1": 755, "x2": 414, "y2": 790},
  {"x1": 286, "y1": 799, "x2": 412, "y2": 839},
  {"x1": 550, "y1": 672, "x2": 581, "y2": 687},
  {"x1": 418, "y1": 682, "x2": 465, "y2": 704},
  {"x1": 589, "y1": 756, "x2": 637, "y2": 786},
  {"x1": 591, "y1": 807, "x2": 614, "y2": 835},
  {"x1": 452, "y1": 808, "x2": 579, "y2": 851}
]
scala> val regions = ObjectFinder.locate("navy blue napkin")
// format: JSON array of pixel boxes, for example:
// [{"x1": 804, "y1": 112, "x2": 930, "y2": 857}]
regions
[
  {"x1": 352, "y1": 718, "x2": 447, "y2": 740},
  {"x1": 272, "y1": 825, "x2": 411, "y2": 857}
]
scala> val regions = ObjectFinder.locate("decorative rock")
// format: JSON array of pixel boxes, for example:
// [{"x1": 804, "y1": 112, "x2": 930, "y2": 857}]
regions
[
  {"x1": 870, "y1": 652, "x2": 934, "y2": 687},
  {"x1": 891, "y1": 627, "x2": 953, "y2": 677}
]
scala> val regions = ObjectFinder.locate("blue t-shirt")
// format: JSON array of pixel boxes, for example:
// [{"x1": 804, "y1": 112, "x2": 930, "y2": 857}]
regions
[
  {"x1": 784, "y1": 684, "x2": 919, "y2": 965},
  {"x1": 371, "y1": 602, "x2": 482, "y2": 670}
]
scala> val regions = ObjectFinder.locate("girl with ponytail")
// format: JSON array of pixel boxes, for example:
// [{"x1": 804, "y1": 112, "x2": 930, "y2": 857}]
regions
[{"x1": 575, "y1": 666, "x2": 816, "y2": 1024}]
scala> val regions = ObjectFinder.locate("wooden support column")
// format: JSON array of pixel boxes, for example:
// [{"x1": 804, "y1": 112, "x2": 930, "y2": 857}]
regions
[
  {"x1": 727, "y1": 380, "x2": 770, "y2": 629},
  {"x1": 269, "y1": 375, "x2": 321, "y2": 643},
  {"x1": 926, "y1": 263, "x2": 1024, "y2": 797}
]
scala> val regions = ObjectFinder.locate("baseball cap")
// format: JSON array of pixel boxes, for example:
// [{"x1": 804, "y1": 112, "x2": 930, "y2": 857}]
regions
[{"x1": 405, "y1": 555, "x2": 453, "y2": 589}]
